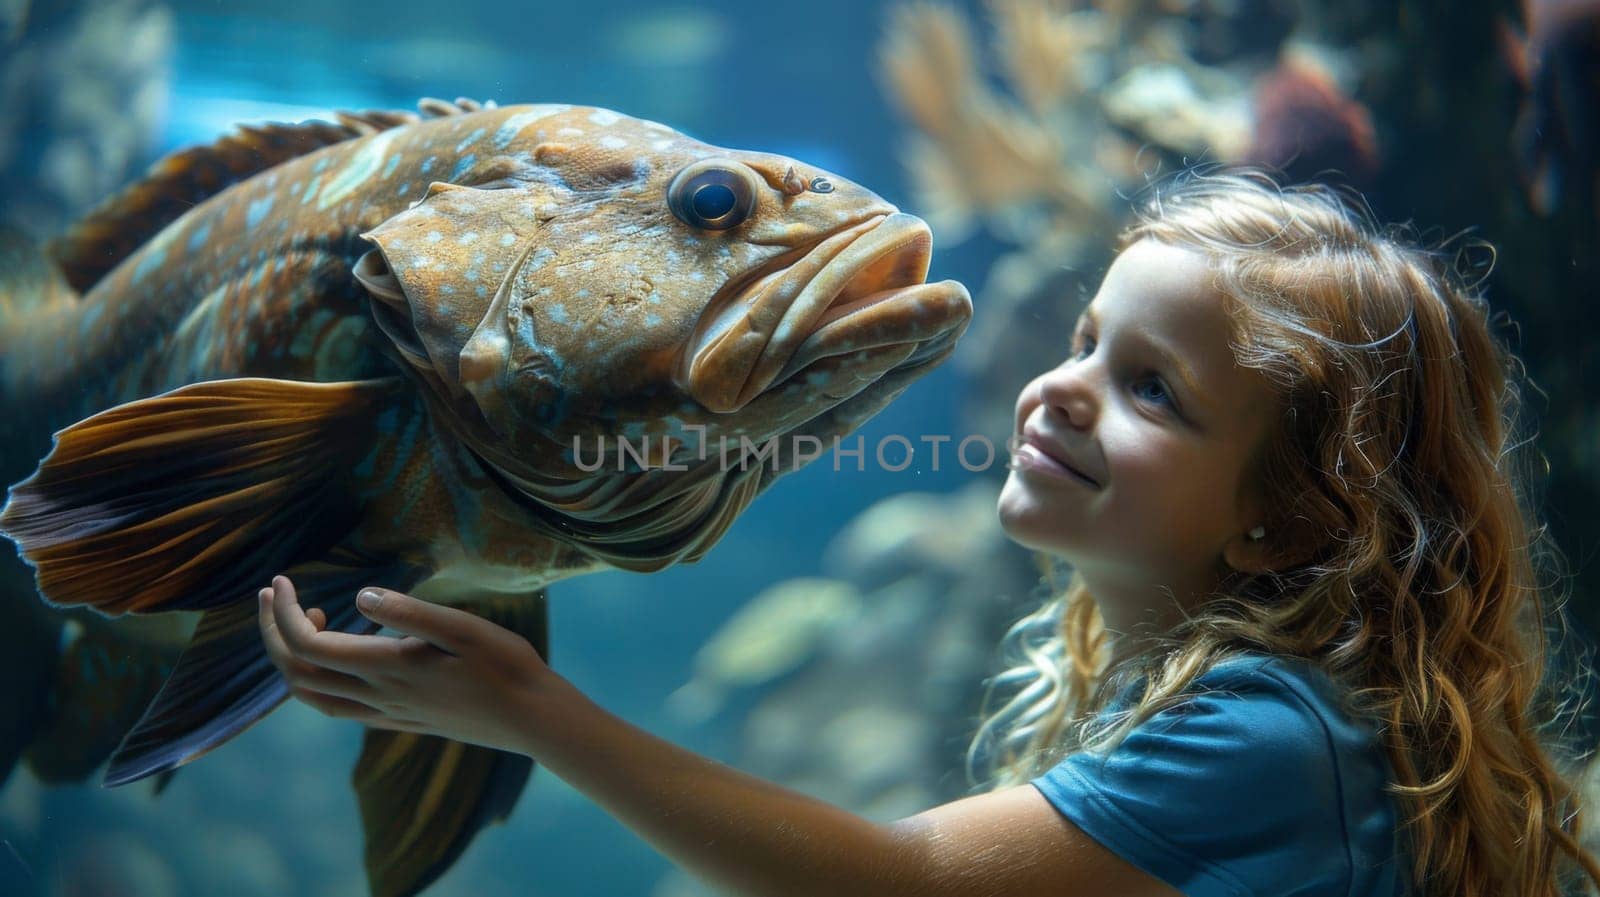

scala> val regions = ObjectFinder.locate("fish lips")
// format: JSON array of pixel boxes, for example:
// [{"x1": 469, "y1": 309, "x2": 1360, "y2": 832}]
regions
[{"x1": 680, "y1": 211, "x2": 971, "y2": 414}]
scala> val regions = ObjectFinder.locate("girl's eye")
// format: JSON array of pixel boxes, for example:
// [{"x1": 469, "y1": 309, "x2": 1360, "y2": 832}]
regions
[
  {"x1": 1068, "y1": 334, "x2": 1179, "y2": 412},
  {"x1": 1132, "y1": 378, "x2": 1174, "y2": 408}
]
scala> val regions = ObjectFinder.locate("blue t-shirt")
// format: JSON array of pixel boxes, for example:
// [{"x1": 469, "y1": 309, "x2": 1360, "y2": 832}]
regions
[{"x1": 1031, "y1": 653, "x2": 1411, "y2": 897}]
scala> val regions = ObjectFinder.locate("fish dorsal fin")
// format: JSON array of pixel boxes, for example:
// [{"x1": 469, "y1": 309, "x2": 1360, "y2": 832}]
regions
[{"x1": 47, "y1": 97, "x2": 496, "y2": 294}]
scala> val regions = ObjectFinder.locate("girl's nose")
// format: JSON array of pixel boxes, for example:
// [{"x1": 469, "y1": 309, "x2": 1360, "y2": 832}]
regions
[{"x1": 1038, "y1": 363, "x2": 1097, "y2": 430}]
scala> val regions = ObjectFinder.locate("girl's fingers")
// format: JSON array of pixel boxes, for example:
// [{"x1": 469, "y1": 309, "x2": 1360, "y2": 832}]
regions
[
  {"x1": 260, "y1": 589, "x2": 384, "y2": 701},
  {"x1": 290, "y1": 664, "x2": 382, "y2": 706},
  {"x1": 259, "y1": 587, "x2": 293, "y2": 669},
  {"x1": 291, "y1": 689, "x2": 427, "y2": 734},
  {"x1": 352, "y1": 588, "x2": 481, "y2": 656},
  {"x1": 267, "y1": 576, "x2": 408, "y2": 677},
  {"x1": 292, "y1": 687, "x2": 382, "y2": 719},
  {"x1": 294, "y1": 687, "x2": 429, "y2": 734}
]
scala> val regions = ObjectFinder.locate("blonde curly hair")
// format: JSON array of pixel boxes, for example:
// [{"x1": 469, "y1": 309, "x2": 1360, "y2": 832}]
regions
[{"x1": 969, "y1": 168, "x2": 1600, "y2": 896}]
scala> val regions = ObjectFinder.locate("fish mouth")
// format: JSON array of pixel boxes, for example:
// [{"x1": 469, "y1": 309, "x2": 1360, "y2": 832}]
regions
[
  {"x1": 353, "y1": 249, "x2": 432, "y2": 367},
  {"x1": 679, "y1": 212, "x2": 971, "y2": 414}
]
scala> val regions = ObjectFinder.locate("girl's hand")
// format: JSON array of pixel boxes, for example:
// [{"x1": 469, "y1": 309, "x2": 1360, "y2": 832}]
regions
[{"x1": 258, "y1": 575, "x2": 548, "y2": 755}]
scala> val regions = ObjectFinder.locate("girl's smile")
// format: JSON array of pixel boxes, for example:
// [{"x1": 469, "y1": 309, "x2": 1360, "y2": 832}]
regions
[{"x1": 1010, "y1": 429, "x2": 1102, "y2": 489}]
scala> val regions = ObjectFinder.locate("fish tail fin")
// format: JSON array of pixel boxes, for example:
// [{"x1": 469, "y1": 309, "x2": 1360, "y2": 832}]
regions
[
  {"x1": 0, "y1": 226, "x2": 80, "y2": 398},
  {"x1": 104, "y1": 551, "x2": 426, "y2": 786},
  {"x1": 355, "y1": 591, "x2": 548, "y2": 897}
]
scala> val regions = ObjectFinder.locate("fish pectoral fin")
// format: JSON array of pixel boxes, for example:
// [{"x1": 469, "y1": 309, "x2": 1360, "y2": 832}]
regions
[
  {"x1": 355, "y1": 590, "x2": 547, "y2": 897},
  {"x1": 104, "y1": 550, "x2": 427, "y2": 786},
  {"x1": 0, "y1": 377, "x2": 404, "y2": 615}
]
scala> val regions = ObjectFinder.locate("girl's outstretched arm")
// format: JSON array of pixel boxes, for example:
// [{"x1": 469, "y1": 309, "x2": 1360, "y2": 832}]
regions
[{"x1": 258, "y1": 576, "x2": 1181, "y2": 897}]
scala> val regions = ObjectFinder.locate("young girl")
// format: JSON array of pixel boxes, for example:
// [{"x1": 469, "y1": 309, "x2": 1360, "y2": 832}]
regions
[{"x1": 258, "y1": 169, "x2": 1600, "y2": 896}]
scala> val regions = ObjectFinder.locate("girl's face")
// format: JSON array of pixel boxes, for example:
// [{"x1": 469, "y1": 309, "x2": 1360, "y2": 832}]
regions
[{"x1": 998, "y1": 238, "x2": 1279, "y2": 614}]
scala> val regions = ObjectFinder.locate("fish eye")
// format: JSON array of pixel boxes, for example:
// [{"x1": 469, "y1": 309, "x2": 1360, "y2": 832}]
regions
[{"x1": 668, "y1": 161, "x2": 757, "y2": 231}]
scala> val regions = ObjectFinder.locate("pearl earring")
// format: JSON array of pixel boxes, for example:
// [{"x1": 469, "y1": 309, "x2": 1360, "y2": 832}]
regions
[{"x1": 1249, "y1": 526, "x2": 1266, "y2": 540}]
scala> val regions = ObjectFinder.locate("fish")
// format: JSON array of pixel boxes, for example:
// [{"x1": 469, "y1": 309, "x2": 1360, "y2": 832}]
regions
[{"x1": 0, "y1": 97, "x2": 971, "y2": 897}]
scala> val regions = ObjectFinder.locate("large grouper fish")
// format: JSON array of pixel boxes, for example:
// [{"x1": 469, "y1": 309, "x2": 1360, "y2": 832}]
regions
[{"x1": 0, "y1": 97, "x2": 970, "y2": 897}]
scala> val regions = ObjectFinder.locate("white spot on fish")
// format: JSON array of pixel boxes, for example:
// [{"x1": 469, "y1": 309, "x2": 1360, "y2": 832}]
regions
[
  {"x1": 132, "y1": 224, "x2": 181, "y2": 283},
  {"x1": 524, "y1": 247, "x2": 556, "y2": 271},
  {"x1": 690, "y1": 270, "x2": 705, "y2": 281},
  {"x1": 455, "y1": 128, "x2": 486, "y2": 154},
  {"x1": 557, "y1": 127, "x2": 584, "y2": 137},
  {"x1": 549, "y1": 304, "x2": 568, "y2": 323},
  {"x1": 500, "y1": 233, "x2": 517, "y2": 246},
  {"x1": 494, "y1": 106, "x2": 571, "y2": 148},
  {"x1": 581, "y1": 233, "x2": 600, "y2": 244},
  {"x1": 319, "y1": 129, "x2": 397, "y2": 210},
  {"x1": 186, "y1": 221, "x2": 213, "y2": 252},
  {"x1": 427, "y1": 231, "x2": 443, "y2": 243},
  {"x1": 600, "y1": 136, "x2": 627, "y2": 149},
  {"x1": 651, "y1": 139, "x2": 673, "y2": 151},
  {"x1": 413, "y1": 255, "x2": 433, "y2": 268},
  {"x1": 459, "y1": 231, "x2": 480, "y2": 245},
  {"x1": 645, "y1": 313, "x2": 660, "y2": 327},
  {"x1": 588, "y1": 109, "x2": 621, "y2": 126}
]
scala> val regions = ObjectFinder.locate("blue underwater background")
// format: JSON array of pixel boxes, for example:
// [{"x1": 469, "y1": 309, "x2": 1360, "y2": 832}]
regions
[{"x1": 3, "y1": 0, "x2": 1600, "y2": 895}]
